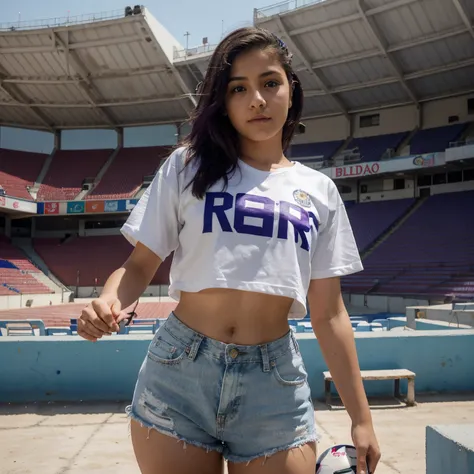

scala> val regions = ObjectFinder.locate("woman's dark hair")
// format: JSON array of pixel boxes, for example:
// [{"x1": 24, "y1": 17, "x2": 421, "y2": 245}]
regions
[{"x1": 182, "y1": 26, "x2": 304, "y2": 199}]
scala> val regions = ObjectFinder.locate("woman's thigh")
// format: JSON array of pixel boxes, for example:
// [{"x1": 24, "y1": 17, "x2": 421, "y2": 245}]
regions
[
  {"x1": 131, "y1": 420, "x2": 225, "y2": 474},
  {"x1": 228, "y1": 442, "x2": 317, "y2": 474}
]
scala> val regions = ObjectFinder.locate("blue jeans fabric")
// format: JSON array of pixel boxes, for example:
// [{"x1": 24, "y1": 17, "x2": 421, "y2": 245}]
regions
[{"x1": 126, "y1": 312, "x2": 319, "y2": 463}]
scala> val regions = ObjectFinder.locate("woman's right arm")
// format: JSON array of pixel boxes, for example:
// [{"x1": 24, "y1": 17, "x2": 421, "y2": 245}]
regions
[
  {"x1": 78, "y1": 148, "x2": 184, "y2": 341},
  {"x1": 78, "y1": 242, "x2": 162, "y2": 341}
]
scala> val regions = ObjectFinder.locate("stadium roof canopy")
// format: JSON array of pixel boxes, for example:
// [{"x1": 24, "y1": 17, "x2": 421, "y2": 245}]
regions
[
  {"x1": 1, "y1": 0, "x2": 474, "y2": 131},
  {"x1": 0, "y1": 7, "x2": 196, "y2": 131},
  {"x1": 178, "y1": 0, "x2": 474, "y2": 121}
]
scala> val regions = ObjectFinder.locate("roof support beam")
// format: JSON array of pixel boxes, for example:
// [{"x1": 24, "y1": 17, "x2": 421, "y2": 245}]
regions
[
  {"x1": 3, "y1": 56, "x2": 471, "y2": 110},
  {"x1": 274, "y1": 15, "x2": 350, "y2": 121},
  {"x1": 2, "y1": 66, "x2": 171, "y2": 86},
  {"x1": 284, "y1": 0, "x2": 419, "y2": 37},
  {"x1": 0, "y1": 35, "x2": 143, "y2": 55},
  {"x1": 292, "y1": 26, "x2": 468, "y2": 71},
  {"x1": 0, "y1": 95, "x2": 195, "y2": 109},
  {"x1": 304, "y1": 56, "x2": 474, "y2": 95},
  {"x1": 137, "y1": 22, "x2": 196, "y2": 115},
  {"x1": 53, "y1": 30, "x2": 117, "y2": 127},
  {"x1": 0, "y1": 64, "x2": 54, "y2": 131},
  {"x1": 356, "y1": 0, "x2": 419, "y2": 107},
  {"x1": 450, "y1": 0, "x2": 474, "y2": 40}
]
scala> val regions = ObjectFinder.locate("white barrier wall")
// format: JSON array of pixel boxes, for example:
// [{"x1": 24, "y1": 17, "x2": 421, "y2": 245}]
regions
[
  {"x1": 292, "y1": 115, "x2": 349, "y2": 143},
  {"x1": 353, "y1": 105, "x2": 418, "y2": 137},
  {"x1": 0, "y1": 292, "x2": 64, "y2": 310},
  {"x1": 75, "y1": 285, "x2": 170, "y2": 299},
  {"x1": 422, "y1": 95, "x2": 474, "y2": 128}
]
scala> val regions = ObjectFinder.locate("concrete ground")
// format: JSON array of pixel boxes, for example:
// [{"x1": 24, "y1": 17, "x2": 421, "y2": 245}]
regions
[{"x1": 1, "y1": 393, "x2": 473, "y2": 474}]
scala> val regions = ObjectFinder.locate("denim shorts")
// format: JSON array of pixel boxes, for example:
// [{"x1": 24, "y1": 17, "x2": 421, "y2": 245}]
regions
[{"x1": 126, "y1": 312, "x2": 320, "y2": 463}]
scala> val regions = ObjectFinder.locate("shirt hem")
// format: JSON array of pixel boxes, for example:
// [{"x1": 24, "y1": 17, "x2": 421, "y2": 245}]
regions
[
  {"x1": 169, "y1": 278, "x2": 308, "y2": 319},
  {"x1": 310, "y1": 260, "x2": 364, "y2": 280}
]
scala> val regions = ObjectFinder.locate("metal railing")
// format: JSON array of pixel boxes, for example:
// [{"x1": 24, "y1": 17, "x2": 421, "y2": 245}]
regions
[
  {"x1": 173, "y1": 43, "x2": 218, "y2": 60},
  {"x1": 449, "y1": 137, "x2": 474, "y2": 148},
  {"x1": 0, "y1": 9, "x2": 125, "y2": 32},
  {"x1": 254, "y1": 0, "x2": 327, "y2": 21}
]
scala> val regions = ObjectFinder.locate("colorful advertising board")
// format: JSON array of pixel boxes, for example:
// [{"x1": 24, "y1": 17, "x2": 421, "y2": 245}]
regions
[
  {"x1": 325, "y1": 152, "x2": 446, "y2": 180},
  {"x1": 0, "y1": 196, "x2": 37, "y2": 213},
  {"x1": 37, "y1": 199, "x2": 139, "y2": 216}
]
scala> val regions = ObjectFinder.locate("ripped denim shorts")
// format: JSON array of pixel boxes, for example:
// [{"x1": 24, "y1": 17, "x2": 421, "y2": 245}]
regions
[{"x1": 126, "y1": 312, "x2": 320, "y2": 464}]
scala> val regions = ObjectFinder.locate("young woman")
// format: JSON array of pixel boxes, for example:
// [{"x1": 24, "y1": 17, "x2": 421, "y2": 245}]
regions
[{"x1": 78, "y1": 27, "x2": 380, "y2": 474}]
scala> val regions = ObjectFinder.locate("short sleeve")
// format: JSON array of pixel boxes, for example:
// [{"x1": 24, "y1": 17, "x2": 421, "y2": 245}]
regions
[
  {"x1": 120, "y1": 148, "x2": 183, "y2": 260},
  {"x1": 310, "y1": 179, "x2": 363, "y2": 279}
]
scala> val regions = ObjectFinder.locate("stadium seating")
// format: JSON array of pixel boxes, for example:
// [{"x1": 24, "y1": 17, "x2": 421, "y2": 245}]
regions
[
  {"x1": 409, "y1": 123, "x2": 468, "y2": 155},
  {"x1": 37, "y1": 149, "x2": 113, "y2": 201},
  {"x1": 345, "y1": 132, "x2": 409, "y2": 162},
  {"x1": 290, "y1": 140, "x2": 344, "y2": 161},
  {"x1": 342, "y1": 191, "x2": 474, "y2": 299},
  {"x1": 346, "y1": 198, "x2": 415, "y2": 251},
  {"x1": 0, "y1": 236, "x2": 52, "y2": 294},
  {"x1": 33, "y1": 235, "x2": 172, "y2": 287},
  {"x1": 86, "y1": 146, "x2": 171, "y2": 200},
  {"x1": 0, "y1": 148, "x2": 48, "y2": 200}
]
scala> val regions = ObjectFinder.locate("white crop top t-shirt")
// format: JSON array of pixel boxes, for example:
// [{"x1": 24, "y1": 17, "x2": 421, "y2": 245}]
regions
[{"x1": 121, "y1": 146, "x2": 363, "y2": 318}]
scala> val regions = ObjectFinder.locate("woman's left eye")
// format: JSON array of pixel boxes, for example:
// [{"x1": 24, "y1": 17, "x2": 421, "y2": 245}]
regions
[{"x1": 265, "y1": 80, "x2": 280, "y2": 88}]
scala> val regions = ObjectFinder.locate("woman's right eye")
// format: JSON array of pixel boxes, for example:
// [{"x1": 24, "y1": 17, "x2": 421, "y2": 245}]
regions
[{"x1": 230, "y1": 85, "x2": 245, "y2": 93}]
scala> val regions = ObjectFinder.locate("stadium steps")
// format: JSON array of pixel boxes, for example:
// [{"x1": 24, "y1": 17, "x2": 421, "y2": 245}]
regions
[
  {"x1": 82, "y1": 146, "x2": 122, "y2": 199},
  {"x1": 29, "y1": 148, "x2": 57, "y2": 199},
  {"x1": 361, "y1": 196, "x2": 428, "y2": 260},
  {"x1": 12, "y1": 238, "x2": 72, "y2": 299}
]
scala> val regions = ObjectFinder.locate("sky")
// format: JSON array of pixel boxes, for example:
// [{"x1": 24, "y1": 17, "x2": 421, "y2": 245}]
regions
[{"x1": 2, "y1": 0, "x2": 276, "y2": 48}]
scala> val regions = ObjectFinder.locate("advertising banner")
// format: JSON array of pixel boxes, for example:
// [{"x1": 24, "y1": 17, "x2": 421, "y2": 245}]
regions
[
  {"x1": 327, "y1": 152, "x2": 445, "y2": 180},
  {"x1": 36, "y1": 198, "x2": 139, "y2": 215},
  {"x1": 0, "y1": 196, "x2": 37, "y2": 213},
  {"x1": 85, "y1": 201, "x2": 105, "y2": 213},
  {"x1": 67, "y1": 201, "x2": 85, "y2": 214}
]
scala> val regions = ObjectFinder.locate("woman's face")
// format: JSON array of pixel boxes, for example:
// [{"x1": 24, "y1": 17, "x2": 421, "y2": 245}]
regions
[{"x1": 225, "y1": 48, "x2": 292, "y2": 145}]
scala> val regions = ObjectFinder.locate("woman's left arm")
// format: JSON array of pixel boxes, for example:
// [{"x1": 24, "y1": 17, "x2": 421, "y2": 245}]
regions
[{"x1": 307, "y1": 276, "x2": 381, "y2": 474}]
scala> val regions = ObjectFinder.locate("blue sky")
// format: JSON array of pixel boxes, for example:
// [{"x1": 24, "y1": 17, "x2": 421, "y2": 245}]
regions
[{"x1": 3, "y1": 0, "x2": 274, "y2": 47}]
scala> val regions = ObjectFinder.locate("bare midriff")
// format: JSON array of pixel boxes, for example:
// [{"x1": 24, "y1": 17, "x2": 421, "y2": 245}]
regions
[{"x1": 174, "y1": 288, "x2": 295, "y2": 345}]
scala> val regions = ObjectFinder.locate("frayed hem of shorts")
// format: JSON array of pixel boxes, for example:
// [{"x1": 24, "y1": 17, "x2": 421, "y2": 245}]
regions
[
  {"x1": 126, "y1": 405, "x2": 224, "y2": 455},
  {"x1": 224, "y1": 432, "x2": 322, "y2": 465}
]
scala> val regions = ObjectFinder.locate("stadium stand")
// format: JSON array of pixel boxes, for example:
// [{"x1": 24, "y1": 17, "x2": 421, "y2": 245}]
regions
[
  {"x1": 342, "y1": 191, "x2": 474, "y2": 299},
  {"x1": 409, "y1": 123, "x2": 469, "y2": 155},
  {"x1": 0, "y1": 149, "x2": 47, "y2": 200},
  {"x1": 0, "y1": 236, "x2": 52, "y2": 295},
  {"x1": 289, "y1": 140, "x2": 344, "y2": 161},
  {"x1": 33, "y1": 236, "x2": 172, "y2": 287},
  {"x1": 86, "y1": 146, "x2": 171, "y2": 200},
  {"x1": 37, "y1": 149, "x2": 114, "y2": 201},
  {"x1": 345, "y1": 132, "x2": 409, "y2": 162},
  {"x1": 346, "y1": 198, "x2": 416, "y2": 251}
]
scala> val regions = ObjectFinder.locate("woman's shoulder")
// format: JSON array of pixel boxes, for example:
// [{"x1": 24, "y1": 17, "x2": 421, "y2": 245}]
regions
[
  {"x1": 165, "y1": 145, "x2": 189, "y2": 168},
  {"x1": 293, "y1": 162, "x2": 336, "y2": 194}
]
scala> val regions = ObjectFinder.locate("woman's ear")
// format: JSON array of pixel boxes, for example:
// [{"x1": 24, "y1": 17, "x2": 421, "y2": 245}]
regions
[{"x1": 289, "y1": 81, "x2": 296, "y2": 109}]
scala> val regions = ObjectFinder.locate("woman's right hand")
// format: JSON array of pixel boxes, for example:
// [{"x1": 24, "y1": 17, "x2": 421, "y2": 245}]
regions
[{"x1": 78, "y1": 298, "x2": 123, "y2": 342}]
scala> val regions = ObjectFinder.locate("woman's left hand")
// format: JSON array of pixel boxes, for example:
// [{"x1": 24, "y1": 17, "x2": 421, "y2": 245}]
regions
[{"x1": 351, "y1": 421, "x2": 381, "y2": 473}]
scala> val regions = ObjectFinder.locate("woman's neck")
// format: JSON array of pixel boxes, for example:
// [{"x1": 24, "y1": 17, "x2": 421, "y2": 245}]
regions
[{"x1": 239, "y1": 135, "x2": 291, "y2": 171}]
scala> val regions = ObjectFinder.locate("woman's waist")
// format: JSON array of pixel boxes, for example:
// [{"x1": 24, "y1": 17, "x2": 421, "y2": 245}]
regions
[{"x1": 173, "y1": 288, "x2": 293, "y2": 344}]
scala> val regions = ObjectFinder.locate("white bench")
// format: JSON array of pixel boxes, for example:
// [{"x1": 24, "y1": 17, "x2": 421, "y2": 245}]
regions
[{"x1": 323, "y1": 369, "x2": 416, "y2": 407}]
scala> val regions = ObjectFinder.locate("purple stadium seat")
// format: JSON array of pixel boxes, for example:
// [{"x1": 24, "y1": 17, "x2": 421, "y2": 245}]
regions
[
  {"x1": 346, "y1": 198, "x2": 415, "y2": 251},
  {"x1": 346, "y1": 132, "x2": 409, "y2": 162},
  {"x1": 409, "y1": 124, "x2": 468, "y2": 155},
  {"x1": 342, "y1": 191, "x2": 474, "y2": 300},
  {"x1": 290, "y1": 140, "x2": 343, "y2": 161}
]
